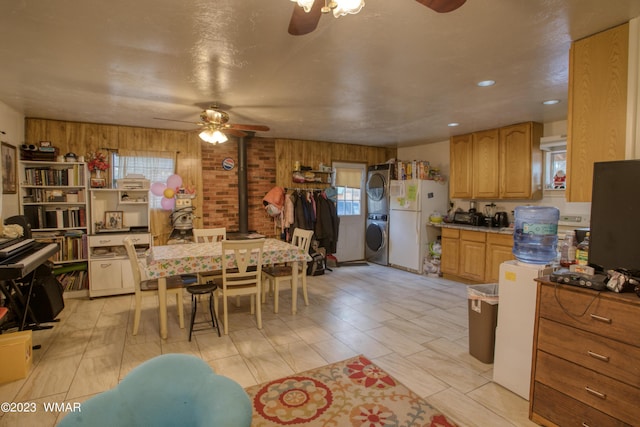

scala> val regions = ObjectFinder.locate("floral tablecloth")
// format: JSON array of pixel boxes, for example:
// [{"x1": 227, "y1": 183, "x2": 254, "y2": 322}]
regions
[{"x1": 144, "y1": 238, "x2": 312, "y2": 279}]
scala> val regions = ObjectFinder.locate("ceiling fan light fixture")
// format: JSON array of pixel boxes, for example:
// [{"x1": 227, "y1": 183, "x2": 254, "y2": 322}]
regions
[
  {"x1": 199, "y1": 128, "x2": 228, "y2": 144},
  {"x1": 332, "y1": 0, "x2": 364, "y2": 17},
  {"x1": 291, "y1": 0, "x2": 316, "y2": 13}
]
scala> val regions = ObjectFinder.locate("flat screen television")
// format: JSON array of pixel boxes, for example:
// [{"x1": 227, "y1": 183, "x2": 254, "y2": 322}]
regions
[{"x1": 589, "y1": 159, "x2": 640, "y2": 274}]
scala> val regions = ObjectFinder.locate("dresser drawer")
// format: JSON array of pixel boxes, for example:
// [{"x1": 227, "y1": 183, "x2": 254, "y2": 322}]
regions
[
  {"x1": 535, "y1": 351, "x2": 640, "y2": 425},
  {"x1": 89, "y1": 233, "x2": 151, "y2": 247},
  {"x1": 532, "y1": 382, "x2": 631, "y2": 427},
  {"x1": 539, "y1": 283, "x2": 640, "y2": 347},
  {"x1": 537, "y1": 317, "x2": 640, "y2": 387}
]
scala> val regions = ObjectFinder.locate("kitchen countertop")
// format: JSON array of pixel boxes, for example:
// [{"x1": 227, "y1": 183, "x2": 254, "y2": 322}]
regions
[{"x1": 429, "y1": 222, "x2": 515, "y2": 235}]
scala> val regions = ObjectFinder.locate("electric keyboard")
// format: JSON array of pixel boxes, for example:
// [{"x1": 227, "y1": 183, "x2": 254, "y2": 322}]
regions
[
  {"x1": 0, "y1": 242, "x2": 58, "y2": 280},
  {"x1": 0, "y1": 238, "x2": 35, "y2": 258}
]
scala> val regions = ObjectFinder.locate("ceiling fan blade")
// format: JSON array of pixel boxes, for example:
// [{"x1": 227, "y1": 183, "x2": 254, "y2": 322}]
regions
[
  {"x1": 223, "y1": 128, "x2": 248, "y2": 137},
  {"x1": 416, "y1": 0, "x2": 467, "y2": 13},
  {"x1": 154, "y1": 117, "x2": 200, "y2": 125},
  {"x1": 288, "y1": 1, "x2": 323, "y2": 36},
  {"x1": 226, "y1": 123, "x2": 270, "y2": 132}
]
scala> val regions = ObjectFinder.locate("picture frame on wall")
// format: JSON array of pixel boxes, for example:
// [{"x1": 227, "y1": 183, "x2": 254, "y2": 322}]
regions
[
  {"x1": 105, "y1": 211, "x2": 124, "y2": 229},
  {"x1": 2, "y1": 142, "x2": 17, "y2": 194}
]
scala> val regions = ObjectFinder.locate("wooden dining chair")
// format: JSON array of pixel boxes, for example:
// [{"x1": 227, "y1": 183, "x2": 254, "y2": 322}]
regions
[
  {"x1": 192, "y1": 227, "x2": 227, "y2": 284},
  {"x1": 123, "y1": 237, "x2": 185, "y2": 335},
  {"x1": 213, "y1": 239, "x2": 265, "y2": 335},
  {"x1": 262, "y1": 228, "x2": 314, "y2": 314},
  {"x1": 193, "y1": 227, "x2": 227, "y2": 243}
]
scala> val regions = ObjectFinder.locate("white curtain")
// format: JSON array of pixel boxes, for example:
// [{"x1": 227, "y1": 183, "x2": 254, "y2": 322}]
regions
[{"x1": 116, "y1": 149, "x2": 175, "y2": 184}]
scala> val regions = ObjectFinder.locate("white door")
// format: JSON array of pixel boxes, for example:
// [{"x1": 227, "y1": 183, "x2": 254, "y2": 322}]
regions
[{"x1": 333, "y1": 162, "x2": 366, "y2": 262}]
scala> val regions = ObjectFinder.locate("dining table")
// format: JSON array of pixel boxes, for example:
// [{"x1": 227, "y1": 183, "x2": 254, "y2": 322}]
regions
[{"x1": 144, "y1": 238, "x2": 312, "y2": 339}]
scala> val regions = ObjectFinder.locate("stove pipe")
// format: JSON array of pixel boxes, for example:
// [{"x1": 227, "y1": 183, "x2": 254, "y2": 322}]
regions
[{"x1": 238, "y1": 134, "x2": 249, "y2": 234}]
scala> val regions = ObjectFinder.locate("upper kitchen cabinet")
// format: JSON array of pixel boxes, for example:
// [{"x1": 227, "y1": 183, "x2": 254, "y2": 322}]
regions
[
  {"x1": 567, "y1": 23, "x2": 629, "y2": 202},
  {"x1": 472, "y1": 129, "x2": 500, "y2": 199},
  {"x1": 450, "y1": 133, "x2": 474, "y2": 198},
  {"x1": 500, "y1": 122, "x2": 543, "y2": 199},
  {"x1": 450, "y1": 122, "x2": 542, "y2": 200}
]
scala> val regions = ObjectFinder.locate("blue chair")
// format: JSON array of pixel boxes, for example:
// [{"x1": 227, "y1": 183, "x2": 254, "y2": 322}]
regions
[{"x1": 57, "y1": 354, "x2": 252, "y2": 427}]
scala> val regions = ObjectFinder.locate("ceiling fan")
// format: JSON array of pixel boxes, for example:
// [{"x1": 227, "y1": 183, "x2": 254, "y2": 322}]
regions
[
  {"x1": 288, "y1": 0, "x2": 467, "y2": 36},
  {"x1": 155, "y1": 106, "x2": 270, "y2": 143}
]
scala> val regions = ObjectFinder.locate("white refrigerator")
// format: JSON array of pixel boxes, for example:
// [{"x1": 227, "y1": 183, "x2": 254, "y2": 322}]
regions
[
  {"x1": 388, "y1": 179, "x2": 448, "y2": 273},
  {"x1": 493, "y1": 260, "x2": 553, "y2": 399}
]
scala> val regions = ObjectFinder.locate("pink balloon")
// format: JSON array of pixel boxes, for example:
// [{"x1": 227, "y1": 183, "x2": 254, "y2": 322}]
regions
[
  {"x1": 160, "y1": 197, "x2": 175, "y2": 211},
  {"x1": 150, "y1": 182, "x2": 166, "y2": 197},
  {"x1": 166, "y1": 174, "x2": 183, "y2": 189}
]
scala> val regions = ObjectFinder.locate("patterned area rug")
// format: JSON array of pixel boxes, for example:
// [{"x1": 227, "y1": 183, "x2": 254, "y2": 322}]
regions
[{"x1": 245, "y1": 355, "x2": 459, "y2": 427}]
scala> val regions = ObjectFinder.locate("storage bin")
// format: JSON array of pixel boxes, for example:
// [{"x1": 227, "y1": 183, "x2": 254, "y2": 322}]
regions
[
  {"x1": 467, "y1": 284, "x2": 499, "y2": 363},
  {"x1": 0, "y1": 330, "x2": 33, "y2": 384}
]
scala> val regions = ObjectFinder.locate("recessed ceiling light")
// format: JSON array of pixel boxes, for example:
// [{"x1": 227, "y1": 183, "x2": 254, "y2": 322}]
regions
[
  {"x1": 477, "y1": 80, "x2": 496, "y2": 87},
  {"x1": 542, "y1": 99, "x2": 560, "y2": 105},
  {"x1": 447, "y1": 122, "x2": 460, "y2": 127}
]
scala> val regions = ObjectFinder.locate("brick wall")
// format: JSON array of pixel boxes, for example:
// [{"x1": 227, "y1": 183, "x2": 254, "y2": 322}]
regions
[{"x1": 200, "y1": 136, "x2": 278, "y2": 237}]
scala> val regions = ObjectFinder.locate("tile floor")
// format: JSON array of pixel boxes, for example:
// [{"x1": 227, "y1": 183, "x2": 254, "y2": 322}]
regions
[{"x1": 0, "y1": 263, "x2": 539, "y2": 426}]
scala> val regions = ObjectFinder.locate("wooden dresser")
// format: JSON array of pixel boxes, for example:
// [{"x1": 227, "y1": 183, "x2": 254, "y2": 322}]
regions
[{"x1": 530, "y1": 280, "x2": 640, "y2": 426}]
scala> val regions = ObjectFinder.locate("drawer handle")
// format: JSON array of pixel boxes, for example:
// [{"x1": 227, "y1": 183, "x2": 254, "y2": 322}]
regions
[
  {"x1": 99, "y1": 239, "x2": 111, "y2": 244},
  {"x1": 100, "y1": 263, "x2": 112, "y2": 268},
  {"x1": 587, "y1": 350, "x2": 610, "y2": 362},
  {"x1": 585, "y1": 386, "x2": 606, "y2": 400},
  {"x1": 589, "y1": 313, "x2": 612, "y2": 324}
]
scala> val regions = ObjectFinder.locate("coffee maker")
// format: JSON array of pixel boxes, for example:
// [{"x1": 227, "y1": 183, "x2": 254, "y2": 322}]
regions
[{"x1": 493, "y1": 211, "x2": 509, "y2": 227}]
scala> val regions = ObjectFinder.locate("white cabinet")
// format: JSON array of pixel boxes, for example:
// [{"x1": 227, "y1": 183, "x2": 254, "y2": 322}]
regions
[
  {"x1": 88, "y1": 189, "x2": 150, "y2": 297},
  {"x1": 88, "y1": 233, "x2": 150, "y2": 297},
  {"x1": 89, "y1": 189, "x2": 149, "y2": 234}
]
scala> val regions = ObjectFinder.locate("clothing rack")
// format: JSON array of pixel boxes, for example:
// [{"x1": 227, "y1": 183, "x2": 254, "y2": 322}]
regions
[{"x1": 285, "y1": 187, "x2": 330, "y2": 193}]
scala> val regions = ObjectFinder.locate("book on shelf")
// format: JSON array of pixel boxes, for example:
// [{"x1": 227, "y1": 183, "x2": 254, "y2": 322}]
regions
[
  {"x1": 34, "y1": 232, "x2": 86, "y2": 262},
  {"x1": 56, "y1": 269, "x2": 88, "y2": 291},
  {"x1": 36, "y1": 206, "x2": 86, "y2": 229},
  {"x1": 23, "y1": 164, "x2": 85, "y2": 186}
]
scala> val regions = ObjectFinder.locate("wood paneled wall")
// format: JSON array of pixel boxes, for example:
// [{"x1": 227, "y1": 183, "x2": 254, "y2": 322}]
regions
[
  {"x1": 24, "y1": 119, "x2": 396, "y2": 242},
  {"x1": 275, "y1": 139, "x2": 395, "y2": 188},
  {"x1": 25, "y1": 119, "x2": 203, "y2": 244}
]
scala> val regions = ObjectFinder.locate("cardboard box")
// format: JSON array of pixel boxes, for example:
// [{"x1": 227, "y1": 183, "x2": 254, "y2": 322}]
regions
[{"x1": 0, "y1": 331, "x2": 33, "y2": 384}]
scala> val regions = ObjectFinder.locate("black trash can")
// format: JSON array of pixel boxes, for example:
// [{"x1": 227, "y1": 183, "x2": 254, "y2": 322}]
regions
[{"x1": 467, "y1": 284, "x2": 499, "y2": 363}]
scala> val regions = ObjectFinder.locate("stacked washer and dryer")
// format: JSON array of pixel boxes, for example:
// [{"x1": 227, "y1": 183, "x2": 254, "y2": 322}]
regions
[{"x1": 365, "y1": 164, "x2": 392, "y2": 265}]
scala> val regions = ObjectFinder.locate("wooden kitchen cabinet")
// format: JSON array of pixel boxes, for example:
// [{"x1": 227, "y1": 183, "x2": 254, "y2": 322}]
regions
[
  {"x1": 450, "y1": 122, "x2": 542, "y2": 200},
  {"x1": 458, "y1": 230, "x2": 486, "y2": 281},
  {"x1": 472, "y1": 129, "x2": 500, "y2": 199},
  {"x1": 441, "y1": 228, "x2": 513, "y2": 283},
  {"x1": 484, "y1": 233, "x2": 514, "y2": 283},
  {"x1": 500, "y1": 122, "x2": 542, "y2": 199},
  {"x1": 530, "y1": 280, "x2": 640, "y2": 426},
  {"x1": 440, "y1": 228, "x2": 460, "y2": 275},
  {"x1": 449, "y1": 133, "x2": 474, "y2": 199},
  {"x1": 567, "y1": 23, "x2": 628, "y2": 202}
]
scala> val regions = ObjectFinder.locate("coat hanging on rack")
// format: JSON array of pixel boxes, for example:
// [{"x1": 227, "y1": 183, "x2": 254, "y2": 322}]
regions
[{"x1": 314, "y1": 190, "x2": 339, "y2": 254}]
